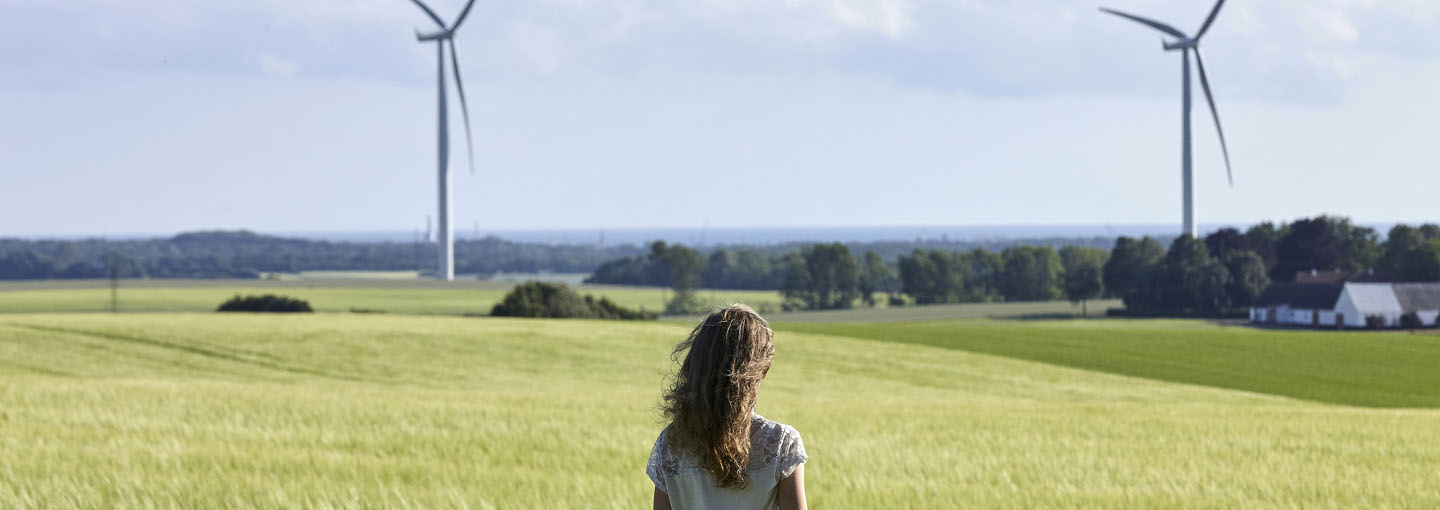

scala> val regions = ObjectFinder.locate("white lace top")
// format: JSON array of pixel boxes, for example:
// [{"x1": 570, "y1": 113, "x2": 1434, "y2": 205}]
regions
[{"x1": 646, "y1": 414, "x2": 808, "y2": 510}]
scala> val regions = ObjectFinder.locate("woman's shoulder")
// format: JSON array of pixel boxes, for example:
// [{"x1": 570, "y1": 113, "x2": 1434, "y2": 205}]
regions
[
  {"x1": 750, "y1": 415, "x2": 808, "y2": 479},
  {"x1": 750, "y1": 415, "x2": 806, "y2": 458},
  {"x1": 750, "y1": 414, "x2": 800, "y2": 440}
]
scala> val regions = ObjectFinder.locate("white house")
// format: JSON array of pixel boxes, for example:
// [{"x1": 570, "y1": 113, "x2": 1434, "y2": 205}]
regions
[{"x1": 1251, "y1": 282, "x2": 1440, "y2": 329}]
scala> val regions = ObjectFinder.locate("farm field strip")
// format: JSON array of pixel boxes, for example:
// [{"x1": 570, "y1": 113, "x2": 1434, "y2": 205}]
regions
[
  {"x1": 3, "y1": 314, "x2": 1440, "y2": 508},
  {"x1": 781, "y1": 319, "x2": 1440, "y2": 408},
  {"x1": 0, "y1": 283, "x2": 782, "y2": 316}
]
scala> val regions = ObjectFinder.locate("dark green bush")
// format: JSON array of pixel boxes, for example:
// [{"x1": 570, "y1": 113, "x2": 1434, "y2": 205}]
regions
[
  {"x1": 490, "y1": 282, "x2": 656, "y2": 320},
  {"x1": 1365, "y1": 315, "x2": 1387, "y2": 329},
  {"x1": 1400, "y1": 312, "x2": 1423, "y2": 329},
  {"x1": 217, "y1": 294, "x2": 313, "y2": 313}
]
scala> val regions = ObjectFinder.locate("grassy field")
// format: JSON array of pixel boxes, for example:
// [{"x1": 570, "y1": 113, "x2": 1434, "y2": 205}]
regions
[
  {"x1": 3, "y1": 313, "x2": 1440, "y2": 508},
  {"x1": 0, "y1": 279, "x2": 782, "y2": 316},
  {"x1": 781, "y1": 319, "x2": 1440, "y2": 408}
]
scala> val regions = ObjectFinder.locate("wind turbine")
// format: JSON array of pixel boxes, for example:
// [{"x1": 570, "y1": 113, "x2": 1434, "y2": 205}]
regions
[
  {"x1": 1100, "y1": 0, "x2": 1233, "y2": 239},
  {"x1": 406, "y1": 0, "x2": 478, "y2": 281}
]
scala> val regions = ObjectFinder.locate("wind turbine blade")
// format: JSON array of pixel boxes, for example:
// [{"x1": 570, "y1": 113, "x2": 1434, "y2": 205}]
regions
[
  {"x1": 1098, "y1": 7, "x2": 1187, "y2": 39},
  {"x1": 1194, "y1": 50, "x2": 1233, "y2": 186},
  {"x1": 451, "y1": 0, "x2": 479, "y2": 31},
  {"x1": 408, "y1": 0, "x2": 447, "y2": 29},
  {"x1": 1195, "y1": 0, "x2": 1227, "y2": 40},
  {"x1": 449, "y1": 39, "x2": 476, "y2": 175}
]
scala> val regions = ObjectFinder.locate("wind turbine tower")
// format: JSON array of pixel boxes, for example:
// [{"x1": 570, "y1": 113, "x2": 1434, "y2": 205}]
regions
[
  {"x1": 1100, "y1": 0, "x2": 1235, "y2": 238},
  {"x1": 405, "y1": 0, "x2": 479, "y2": 280}
]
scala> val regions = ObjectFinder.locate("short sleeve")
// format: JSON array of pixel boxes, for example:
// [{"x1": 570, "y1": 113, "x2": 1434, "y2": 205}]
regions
[
  {"x1": 646, "y1": 429, "x2": 668, "y2": 493},
  {"x1": 775, "y1": 425, "x2": 808, "y2": 481}
]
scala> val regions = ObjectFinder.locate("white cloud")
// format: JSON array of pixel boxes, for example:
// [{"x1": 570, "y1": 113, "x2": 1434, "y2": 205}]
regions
[
  {"x1": 4, "y1": 0, "x2": 1440, "y2": 101},
  {"x1": 796, "y1": 0, "x2": 916, "y2": 39}
]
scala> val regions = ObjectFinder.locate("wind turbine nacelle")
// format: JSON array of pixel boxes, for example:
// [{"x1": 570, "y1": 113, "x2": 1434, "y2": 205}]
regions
[
  {"x1": 416, "y1": 29, "x2": 453, "y2": 41},
  {"x1": 1163, "y1": 39, "x2": 1197, "y2": 51}
]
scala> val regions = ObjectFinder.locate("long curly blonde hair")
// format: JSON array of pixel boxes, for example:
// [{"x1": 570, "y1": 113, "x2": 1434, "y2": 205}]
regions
[{"x1": 661, "y1": 304, "x2": 775, "y2": 489}]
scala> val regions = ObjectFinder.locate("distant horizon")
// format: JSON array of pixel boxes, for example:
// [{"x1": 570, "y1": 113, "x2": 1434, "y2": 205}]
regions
[{"x1": 7, "y1": 221, "x2": 1407, "y2": 246}]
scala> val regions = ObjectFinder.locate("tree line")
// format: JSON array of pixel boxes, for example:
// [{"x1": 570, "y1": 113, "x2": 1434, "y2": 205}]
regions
[
  {"x1": 0, "y1": 231, "x2": 648, "y2": 280},
  {"x1": 585, "y1": 240, "x2": 1106, "y2": 312},
  {"x1": 1110, "y1": 216, "x2": 1440, "y2": 315},
  {"x1": 0, "y1": 230, "x2": 1117, "y2": 281},
  {"x1": 586, "y1": 216, "x2": 1440, "y2": 314}
]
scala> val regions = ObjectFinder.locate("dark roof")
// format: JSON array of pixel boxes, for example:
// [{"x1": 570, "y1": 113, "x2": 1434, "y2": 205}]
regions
[
  {"x1": 1350, "y1": 270, "x2": 1400, "y2": 283},
  {"x1": 1293, "y1": 269, "x2": 1399, "y2": 284},
  {"x1": 1253, "y1": 283, "x2": 1343, "y2": 309},
  {"x1": 1393, "y1": 283, "x2": 1440, "y2": 311},
  {"x1": 1294, "y1": 270, "x2": 1348, "y2": 284}
]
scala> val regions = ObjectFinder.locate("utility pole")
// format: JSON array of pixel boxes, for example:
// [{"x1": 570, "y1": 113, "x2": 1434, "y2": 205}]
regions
[{"x1": 107, "y1": 254, "x2": 119, "y2": 313}]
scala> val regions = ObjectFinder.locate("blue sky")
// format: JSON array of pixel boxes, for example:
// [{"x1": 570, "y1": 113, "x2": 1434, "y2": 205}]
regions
[{"x1": 2, "y1": 0, "x2": 1438, "y2": 236}]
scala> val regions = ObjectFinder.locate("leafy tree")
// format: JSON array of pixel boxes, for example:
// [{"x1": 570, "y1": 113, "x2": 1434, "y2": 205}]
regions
[
  {"x1": 1221, "y1": 250, "x2": 1270, "y2": 307},
  {"x1": 858, "y1": 251, "x2": 897, "y2": 307},
  {"x1": 1060, "y1": 246, "x2": 1108, "y2": 316},
  {"x1": 1272, "y1": 216, "x2": 1379, "y2": 281},
  {"x1": 780, "y1": 252, "x2": 812, "y2": 311},
  {"x1": 1344, "y1": 223, "x2": 1383, "y2": 272},
  {"x1": 647, "y1": 241, "x2": 705, "y2": 313},
  {"x1": 806, "y1": 243, "x2": 861, "y2": 310},
  {"x1": 1244, "y1": 222, "x2": 1285, "y2": 272},
  {"x1": 1380, "y1": 224, "x2": 1440, "y2": 281},
  {"x1": 899, "y1": 250, "x2": 952, "y2": 305},
  {"x1": 1158, "y1": 235, "x2": 1227, "y2": 311},
  {"x1": 1273, "y1": 218, "x2": 1343, "y2": 280},
  {"x1": 731, "y1": 250, "x2": 779, "y2": 289},
  {"x1": 1393, "y1": 240, "x2": 1440, "y2": 282},
  {"x1": 896, "y1": 250, "x2": 932, "y2": 304},
  {"x1": 704, "y1": 249, "x2": 738, "y2": 290},
  {"x1": 1104, "y1": 237, "x2": 1165, "y2": 301},
  {"x1": 997, "y1": 246, "x2": 1062, "y2": 302},
  {"x1": 781, "y1": 243, "x2": 861, "y2": 310},
  {"x1": 701, "y1": 248, "x2": 781, "y2": 290},
  {"x1": 966, "y1": 248, "x2": 1004, "y2": 301},
  {"x1": 1204, "y1": 228, "x2": 1249, "y2": 259},
  {"x1": 898, "y1": 249, "x2": 994, "y2": 305},
  {"x1": 1187, "y1": 259, "x2": 1231, "y2": 311}
]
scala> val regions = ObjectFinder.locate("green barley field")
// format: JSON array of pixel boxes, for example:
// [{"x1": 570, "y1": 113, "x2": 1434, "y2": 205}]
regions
[
  {"x1": 0, "y1": 279, "x2": 782, "y2": 316},
  {"x1": 3, "y1": 305, "x2": 1440, "y2": 508}
]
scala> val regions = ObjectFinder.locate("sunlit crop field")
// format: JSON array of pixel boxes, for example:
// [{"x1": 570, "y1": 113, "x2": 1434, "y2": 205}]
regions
[
  {"x1": 0, "y1": 280, "x2": 781, "y2": 316},
  {"x1": 3, "y1": 313, "x2": 1440, "y2": 509}
]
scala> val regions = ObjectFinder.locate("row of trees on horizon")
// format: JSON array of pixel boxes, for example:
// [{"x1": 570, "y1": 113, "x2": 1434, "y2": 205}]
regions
[
  {"x1": 0, "y1": 231, "x2": 646, "y2": 280},
  {"x1": 0, "y1": 230, "x2": 1113, "y2": 281},
  {"x1": 5, "y1": 217, "x2": 1439, "y2": 317},
  {"x1": 587, "y1": 216, "x2": 1440, "y2": 314}
]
